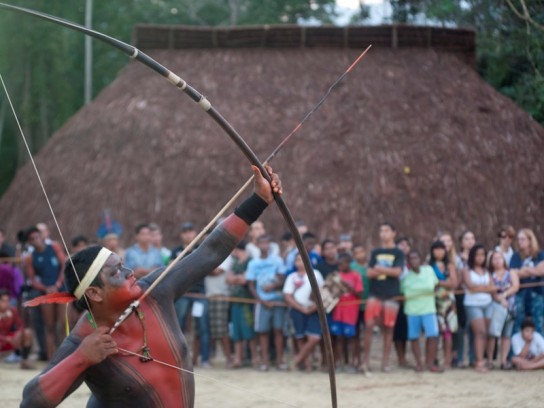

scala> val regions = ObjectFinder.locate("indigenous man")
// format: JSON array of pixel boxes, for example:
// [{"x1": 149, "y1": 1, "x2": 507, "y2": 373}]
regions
[{"x1": 21, "y1": 165, "x2": 282, "y2": 408}]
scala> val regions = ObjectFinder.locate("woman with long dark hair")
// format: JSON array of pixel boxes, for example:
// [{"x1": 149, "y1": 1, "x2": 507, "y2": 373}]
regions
[
  {"x1": 430, "y1": 240, "x2": 458, "y2": 368},
  {"x1": 463, "y1": 244, "x2": 494, "y2": 373}
]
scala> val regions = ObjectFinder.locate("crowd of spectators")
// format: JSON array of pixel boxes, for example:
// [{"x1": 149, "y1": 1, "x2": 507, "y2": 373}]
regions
[{"x1": 1, "y1": 220, "x2": 543, "y2": 375}]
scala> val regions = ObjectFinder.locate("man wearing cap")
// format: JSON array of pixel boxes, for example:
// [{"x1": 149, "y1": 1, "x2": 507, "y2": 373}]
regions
[{"x1": 20, "y1": 165, "x2": 282, "y2": 408}]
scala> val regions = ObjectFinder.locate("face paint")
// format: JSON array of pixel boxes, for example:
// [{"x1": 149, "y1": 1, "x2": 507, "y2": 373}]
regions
[
  {"x1": 99, "y1": 258, "x2": 142, "y2": 308},
  {"x1": 105, "y1": 265, "x2": 134, "y2": 287}
]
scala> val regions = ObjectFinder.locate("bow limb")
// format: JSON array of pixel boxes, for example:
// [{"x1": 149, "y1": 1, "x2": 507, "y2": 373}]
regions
[
  {"x1": 0, "y1": 3, "x2": 337, "y2": 406},
  {"x1": 207, "y1": 107, "x2": 338, "y2": 408}
]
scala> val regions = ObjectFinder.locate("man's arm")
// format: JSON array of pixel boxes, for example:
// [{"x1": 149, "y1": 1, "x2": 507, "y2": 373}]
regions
[
  {"x1": 366, "y1": 250, "x2": 379, "y2": 279},
  {"x1": 376, "y1": 250, "x2": 404, "y2": 278},
  {"x1": 373, "y1": 264, "x2": 402, "y2": 278},
  {"x1": 21, "y1": 327, "x2": 117, "y2": 408},
  {"x1": 533, "y1": 260, "x2": 544, "y2": 277},
  {"x1": 516, "y1": 340, "x2": 531, "y2": 359},
  {"x1": 144, "y1": 165, "x2": 281, "y2": 301}
]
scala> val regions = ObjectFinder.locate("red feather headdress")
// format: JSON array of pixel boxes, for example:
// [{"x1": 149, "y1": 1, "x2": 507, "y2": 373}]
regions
[{"x1": 24, "y1": 292, "x2": 76, "y2": 307}]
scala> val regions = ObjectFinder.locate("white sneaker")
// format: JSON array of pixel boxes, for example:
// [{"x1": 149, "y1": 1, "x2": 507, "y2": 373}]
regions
[{"x1": 4, "y1": 353, "x2": 22, "y2": 364}]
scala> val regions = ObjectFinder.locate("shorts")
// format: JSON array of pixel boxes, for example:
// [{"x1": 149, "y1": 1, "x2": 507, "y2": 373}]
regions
[
  {"x1": 290, "y1": 309, "x2": 322, "y2": 339},
  {"x1": 208, "y1": 298, "x2": 229, "y2": 339},
  {"x1": 230, "y1": 303, "x2": 255, "y2": 342},
  {"x1": 407, "y1": 314, "x2": 439, "y2": 340},
  {"x1": 254, "y1": 304, "x2": 286, "y2": 333},
  {"x1": 364, "y1": 297, "x2": 399, "y2": 328},
  {"x1": 330, "y1": 321, "x2": 356, "y2": 338},
  {"x1": 465, "y1": 303, "x2": 493, "y2": 323}
]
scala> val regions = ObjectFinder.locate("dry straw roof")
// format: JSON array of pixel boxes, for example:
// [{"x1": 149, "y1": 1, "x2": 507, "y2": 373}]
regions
[{"x1": 0, "y1": 25, "x2": 542, "y2": 249}]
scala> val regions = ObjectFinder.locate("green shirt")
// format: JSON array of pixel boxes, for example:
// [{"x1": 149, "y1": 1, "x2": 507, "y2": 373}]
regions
[
  {"x1": 401, "y1": 265, "x2": 438, "y2": 316},
  {"x1": 351, "y1": 261, "x2": 369, "y2": 311},
  {"x1": 231, "y1": 256, "x2": 252, "y2": 298}
]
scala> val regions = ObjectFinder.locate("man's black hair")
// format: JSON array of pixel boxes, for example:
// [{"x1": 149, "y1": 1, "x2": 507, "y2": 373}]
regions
[
  {"x1": 429, "y1": 240, "x2": 449, "y2": 265},
  {"x1": 521, "y1": 317, "x2": 536, "y2": 331},
  {"x1": 379, "y1": 222, "x2": 396, "y2": 232},
  {"x1": 281, "y1": 232, "x2": 293, "y2": 242},
  {"x1": 235, "y1": 240, "x2": 248, "y2": 250},
  {"x1": 64, "y1": 245, "x2": 105, "y2": 312},
  {"x1": 16, "y1": 229, "x2": 27, "y2": 245},
  {"x1": 395, "y1": 236, "x2": 410, "y2": 246},
  {"x1": 321, "y1": 238, "x2": 336, "y2": 248},
  {"x1": 24, "y1": 226, "x2": 40, "y2": 242},
  {"x1": 134, "y1": 223, "x2": 149, "y2": 234},
  {"x1": 467, "y1": 244, "x2": 486, "y2": 270},
  {"x1": 303, "y1": 232, "x2": 317, "y2": 241},
  {"x1": 338, "y1": 252, "x2": 352, "y2": 263},
  {"x1": 71, "y1": 235, "x2": 89, "y2": 248},
  {"x1": 0, "y1": 288, "x2": 10, "y2": 298}
]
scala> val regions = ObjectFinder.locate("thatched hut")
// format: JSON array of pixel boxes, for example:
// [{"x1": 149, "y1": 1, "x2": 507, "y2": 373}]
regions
[{"x1": 1, "y1": 25, "x2": 542, "y2": 250}]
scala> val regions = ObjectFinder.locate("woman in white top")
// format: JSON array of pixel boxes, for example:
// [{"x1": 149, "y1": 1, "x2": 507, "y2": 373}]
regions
[{"x1": 463, "y1": 244, "x2": 495, "y2": 373}]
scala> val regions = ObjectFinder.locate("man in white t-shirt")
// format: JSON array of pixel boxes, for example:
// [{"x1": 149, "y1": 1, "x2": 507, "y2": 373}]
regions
[
  {"x1": 512, "y1": 318, "x2": 544, "y2": 370},
  {"x1": 205, "y1": 256, "x2": 233, "y2": 367},
  {"x1": 283, "y1": 253, "x2": 324, "y2": 371},
  {"x1": 245, "y1": 221, "x2": 280, "y2": 259}
]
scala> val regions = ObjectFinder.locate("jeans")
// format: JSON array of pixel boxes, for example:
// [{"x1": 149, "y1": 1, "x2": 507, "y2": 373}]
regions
[
  {"x1": 175, "y1": 296, "x2": 210, "y2": 363},
  {"x1": 514, "y1": 290, "x2": 544, "y2": 334}
]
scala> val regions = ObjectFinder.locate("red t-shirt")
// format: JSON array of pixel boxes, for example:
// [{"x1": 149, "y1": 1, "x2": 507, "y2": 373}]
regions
[
  {"x1": 332, "y1": 271, "x2": 363, "y2": 325},
  {"x1": 0, "y1": 307, "x2": 23, "y2": 351}
]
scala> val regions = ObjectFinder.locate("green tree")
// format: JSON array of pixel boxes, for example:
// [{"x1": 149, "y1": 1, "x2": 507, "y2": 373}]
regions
[
  {"x1": 0, "y1": 0, "x2": 336, "y2": 195},
  {"x1": 388, "y1": 0, "x2": 544, "y2": 123}
]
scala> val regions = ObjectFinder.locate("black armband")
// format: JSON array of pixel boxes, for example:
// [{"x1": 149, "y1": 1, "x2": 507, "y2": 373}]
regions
[{"x1": 234, "y1": 193, "x2": 269, "y2": 225}]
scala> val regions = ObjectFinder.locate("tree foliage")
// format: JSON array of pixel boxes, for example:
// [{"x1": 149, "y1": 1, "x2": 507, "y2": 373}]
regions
[
  {"x1": 389, "y1": 0, "x2": 544, "y2": 124},
  {"x1": 0, "y1": 0, "x2": 335, "y2": 194}
]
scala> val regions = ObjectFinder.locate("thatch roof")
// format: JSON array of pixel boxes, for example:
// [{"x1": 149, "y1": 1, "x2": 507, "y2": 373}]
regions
[{"x1": 0, "y1": 25, "x2": 542, "y2": 250}]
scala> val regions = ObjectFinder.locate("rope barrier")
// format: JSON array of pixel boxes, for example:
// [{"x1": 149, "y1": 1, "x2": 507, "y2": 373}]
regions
[{"x1": 182, "y1": 280, "x2": 544, "y2": 307}]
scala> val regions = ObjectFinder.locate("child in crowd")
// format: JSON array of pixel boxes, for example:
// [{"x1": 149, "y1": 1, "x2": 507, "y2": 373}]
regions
[
  {"x1": 247, "y1": 234, "x2": 287, "y2": 371},
  {"x1": 0, "y1": 289, "x2": 33, "y2": 369},
  {"x1": 402, "y1": 251, "x2": 442, "y2": 372},
  {"x1": 364, "y1": 223, "x2": 404, "y2": 373},
  {"x1": 429, "y1": 241, "x2": 458, "y2": 369},
  {"x1": 225, "y1": 241, "x2": 258, "y2": 368},
  {"x1": 283, "y1": 253, "x2": 324, "y2": 372},
  {"x1": 512, "y1": 318, "x2": 544, "y2": 370},
  {"x1": 331, "y1": 253, "x2": 363, "y2": 373},
  {"x1": 463, "y1": 244, "x2": 494, "y2": 373},
  {"x1": 350, "y1": 244, "x2": 369, "y2": 369}
]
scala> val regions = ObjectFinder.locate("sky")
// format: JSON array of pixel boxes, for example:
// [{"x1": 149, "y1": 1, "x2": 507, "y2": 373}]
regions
[
  {"x1": 337, "y1": 0, "x2": 384, "y2": 8},
  {"x1": 335, "y1": 0, "x2": 390, "y2": 25}
]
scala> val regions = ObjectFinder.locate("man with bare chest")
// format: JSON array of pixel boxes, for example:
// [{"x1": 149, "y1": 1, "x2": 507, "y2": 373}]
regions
[{"x1": 21, "y1": 165, "x2": 282, "y2": 408}]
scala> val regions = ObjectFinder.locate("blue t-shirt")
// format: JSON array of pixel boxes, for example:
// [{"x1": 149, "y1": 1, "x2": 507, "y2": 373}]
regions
[
  {"x1": 125, "y1": 244, "x2": 164, "y2": 271},
  {"x1": 285, "y1": 249, "x2": 321, "y2": 275},
  {"x1": 510, "y1": 251, "x2": 544, "y2": 295},
  {"x1": 32, "y1": 244, "x2": 61, "y2": 286},
  {"x1": 246, "y1": 254, "x2": 286, "y2": 302}
]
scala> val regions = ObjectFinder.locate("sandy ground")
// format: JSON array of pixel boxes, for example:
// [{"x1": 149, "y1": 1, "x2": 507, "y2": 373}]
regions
[{"x1": 1, "y1": 334, "x2": 543, "y2": 408}]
